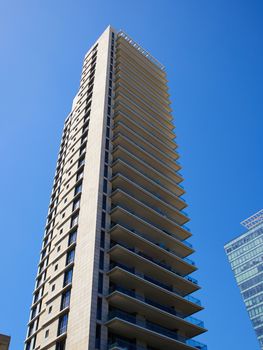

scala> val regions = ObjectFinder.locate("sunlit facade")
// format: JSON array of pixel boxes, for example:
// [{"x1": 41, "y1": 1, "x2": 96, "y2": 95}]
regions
[{"x1": 24, "y1": 26, "x2": 206, "y2": 350}]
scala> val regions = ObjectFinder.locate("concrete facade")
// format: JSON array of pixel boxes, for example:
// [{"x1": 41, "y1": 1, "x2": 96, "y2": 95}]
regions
[{"x1": 25, "y1": 26, "x2": 206, "y2": 350}]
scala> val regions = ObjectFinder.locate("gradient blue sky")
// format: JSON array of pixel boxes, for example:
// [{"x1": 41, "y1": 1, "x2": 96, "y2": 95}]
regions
[{"x1": 1, "y1": 1, "x2": 263, "y2": 349}]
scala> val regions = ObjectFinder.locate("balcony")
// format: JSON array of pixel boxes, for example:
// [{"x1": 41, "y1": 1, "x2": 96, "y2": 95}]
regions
[
  {"x1": 111, "y1": 156, "x2": 185, "y2": 200},
  {"x1": 109, "y1": 244, "x2": 199, "y2": 295},
  {"x1": 106, "y1": 309, "x2": 207, "y2": 350},
  {"x1": 111, "y1": 189, "x2": 190, "y2": 240},
  {"x1": 108, "y1": 265, "x2": 202, "y2": 316},
  {"x1": 113, "y1": 121, "x2": 180, "y2": 170},
  {"x1": 111, "y1": 173, "x2": 188, "y2": 226},
  {"x1": 107, "y1": 286, "x2": 206, "y2": 337},
  {"x1": 112, "y1": 133, "x2": 182, "y2": 184},
  {"x1": 114, "y1": 81, "x2": 172, "y2": 124},
  {"x1": 116, "y1": 38, "x2": 168, "y2": 86},
  {"x1": 114, "y1": 91, "x2": 175, "y2": 137},
  {"x1": 110, "y1": 223, "x2": 195, "y2": 275},
  {"x1": 114, "y1": 111, "x2": 176, "y2": 158},
  {"x1": 114, "y1": 100, "x2": 175, "y2": 148}
]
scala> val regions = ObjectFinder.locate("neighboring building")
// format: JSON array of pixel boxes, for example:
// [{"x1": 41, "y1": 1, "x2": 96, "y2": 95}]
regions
[
  {"x1": 225, "y1": 209, "x2": 263, "y2": 349},
  {"x1": 0, "y1": 334, "x2": 10, "y2": 350},
  {"x1": 24, "y1": 26, "x2": 207, "y2": 350}
]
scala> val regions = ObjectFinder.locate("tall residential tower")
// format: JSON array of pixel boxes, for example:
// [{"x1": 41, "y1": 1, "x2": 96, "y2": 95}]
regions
[
  {"x1": 25, "y1": 26, "x2": 206, "y2": 350},
  {"x1": 225, "y1": 209, "x2": 263, "y2": 349}
]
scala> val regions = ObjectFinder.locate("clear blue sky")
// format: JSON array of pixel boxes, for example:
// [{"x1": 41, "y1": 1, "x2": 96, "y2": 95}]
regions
[{"x1": 1, "y1": 0, "x2": 263, "y2": 349}]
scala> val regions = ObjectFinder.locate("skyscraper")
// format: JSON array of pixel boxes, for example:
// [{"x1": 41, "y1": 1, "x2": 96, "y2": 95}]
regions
[
  {"x1": 25, "y1": 26, "x2": 206, "y2": 350},
  {"x1": 225, "y1": 209, "x2": 263, "y2": 349}
]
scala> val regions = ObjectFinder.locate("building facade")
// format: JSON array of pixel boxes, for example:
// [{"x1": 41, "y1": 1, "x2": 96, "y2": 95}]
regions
[
  {"x1": 0, "y1": 334, "x2": 10, "y2": 350},
  {"x1": 225, "y1": 209, "x2": 263, "y2": 349},
  {"x1": 25, "y1": 26, "x2": 206, "y2": 350}
]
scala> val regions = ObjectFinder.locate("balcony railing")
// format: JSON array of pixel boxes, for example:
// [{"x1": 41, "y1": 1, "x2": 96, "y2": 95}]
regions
[
  {"x1": 110, "y1": 221, "x2": 193, "y2": 260},
  {"x1": 113, "y1": 133, "x2": 182, "y2": 182},
  {"x1": 109, "y1": 285, "x2": 204, "y2": 328},
  {"x1": 108, "y1": 309, "x2": 207, "y2": 349},
  {"x1": 111, "y1": 191, "x2": 189, "y2": 236},
  {"x1": 110, "y1": 242, "x2": 197, "y2": 284},
  {"x1": 109, "y1": 262, "x2": 201, "y2": 306},
  {"x1": 108, "y1": 338, "x2": 145, "y2": 350}
]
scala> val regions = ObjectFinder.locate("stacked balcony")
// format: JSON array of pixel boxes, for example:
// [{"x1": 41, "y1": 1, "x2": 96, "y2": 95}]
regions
[{"x1": 106, "y1": 33, "x2": 206, "y2": 350}]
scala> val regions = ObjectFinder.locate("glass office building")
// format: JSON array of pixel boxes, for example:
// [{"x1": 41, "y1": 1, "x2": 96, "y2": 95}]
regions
[{"x1": 225, "y1": 209, "x2": 263, "y2": 349}]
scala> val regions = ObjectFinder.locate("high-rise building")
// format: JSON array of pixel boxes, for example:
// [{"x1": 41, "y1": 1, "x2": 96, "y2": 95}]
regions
[
  {"x1": 0, "y1": 334, "x2": 11, "y2": 350},
  {"x1": 225, "y1": 209, "x2": 263, "y2": 349},
  {"x1": 24, "y1": 26, "x2": 206, "y2": 350}
]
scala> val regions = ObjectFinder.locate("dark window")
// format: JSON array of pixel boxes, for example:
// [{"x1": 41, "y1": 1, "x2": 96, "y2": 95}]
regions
[
  {"x1": 95, "y1": 324, "x2": 101, "y2": 349},
  {"x1": 107, "y1": 106, "x2": 111, "y2": 115},
  {"x1": 101, "y1": 212, "x2": 106, "y2": 229},
  {"x1": 105, "y1": 138, "x2": 109, "y2": 150},
  {"x1": 106, "y1": 127, "x2": 110, "y2": 138},
  {"x1": 105, "y1": 151, "x2": 109, "y2": 164},
  {"x1": 104, "y1": 165, "x2": 108, "y2": 178},
  {"x1": 107, "y1": 116, "x2": 110, "y2": 127},
  {"x1": 99, "y1": 251, "x2": 104, "y2": 270},
  {"x1": 63, "y1": 268, "x2": 73, "y2": 286},
  {"x1": 102, "y1": 195, "x2": 107, "y2": 210},
  {"x1": 100, "y1": 230, "x2": 105, "y2": 248},
  {"x1": 109, "y1": 71, "x2": 113, "y2": 79},
  {"x1": 66, "y1": 249, "x2": 75, "y2": 265},
  {"x1": 96, "y1": 297, "x2": 102, "y2": 320},
  {"x1": 56, "y1": 339, "x2": 66, "y2": 350},
  {"x1": 108, "y1": 97, "x2": 111, "y2": 106},
  {"x1": 103, "y1": 179, "x2": 107, "y2": 193},
  {"x1": 61, "y1": 290, "x2": 71, "y2": 310},
  {"x1": 57, "y1": 313, "x2": 68, "y2": 335},
  {"x1": 98, "y1": 272, "x2": 103, "y2": 293},
  {"x1": 68, "y1": 231, "x2": 77, "y2": 245}
]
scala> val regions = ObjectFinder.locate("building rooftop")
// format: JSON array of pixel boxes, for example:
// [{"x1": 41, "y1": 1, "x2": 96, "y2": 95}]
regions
[
  {"x1": 118, "y1": 30, "x2": 165, "y2": 71},
  {"x1": 241, "y1": 209, "x2": 263, "y2": 230}
]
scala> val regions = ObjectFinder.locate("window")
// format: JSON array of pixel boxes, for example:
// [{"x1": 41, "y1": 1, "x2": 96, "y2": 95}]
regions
[
  {"x1": 96, "y1": 297, "x2": 102, "y2": 320},
  {"x1": 102, "y1": 195, "x2": 107, "y2": 210},
  {"x1": 105, "y1": 136, "x2": 110, "y2": 150},
  {"x1": 104, "y1": 165, "x2": 108, "y2": 178},
  {"x1": 45, "y1": 330, "x2": 49, "y2": 338},
  {"x1": 103, "y1": 179, "x2": 107, "y2": 193},
  {"x1": 48, "y1": 306, "x2": 52, "y2": 314},
  {"x1": 71, "y1": 214, "x2": 79, "y2": 228},
  {"x1": 76, "y1": 171, "x2": 84, "y2": 181},
  {"x1": 105, "y1": 151, "x2": 109, "y2": 164},
  {"x1": 55, "y1": 264, "x2": 58, "y2": 271},
  {"x1": 56, "y1": 340, "x2": 66, "y2": 350},
  {"x1": 61, "y1": 290, "x2": 71, "y2": 310},
  {"x1": 106, "y1": 127, "x2": 110, "y2": 138},
  {"x1": 68, "y1": 230, "x2": 77, "y2": 245},
  {"x1": 98, "y1": 272, "x2": 103, "y2": 293},
  {"x1": 57, "y1": 313, "x2": 68, "y2": 335},
  {"x1": 52, "y1": 284, "x2": 55, "y2": 291},
  {"x1": 99, "y1": 251, "x2": 104, "y2": 270},
  {"x1": 101, "y1": 212, "x2": 106, "y2": 229},
  {"x1": 63, "y1": 268, "x2": 73, "y2": 286},
  {"x1": 66, "y1": 249, "x2": 75, "y2": 265},
  {"x1": 78, "y1": 157, "x2": 85, "y2": 168},
  {"x1": 75, "y1": 183, "x2": 82, "y2": 195},
  {"x1": 100, "y1": 230, "x2": 105, "y2": 248},
  {"x1": 95, "y1": 324, "x2": 101, "y2": 349},
  {"x1": 73, "y1": 198, "x2": 80, "y2": 211}
]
